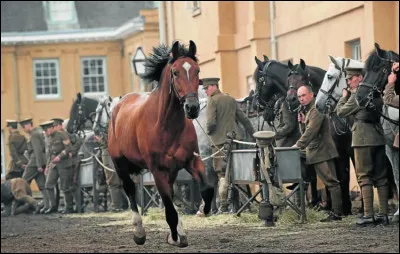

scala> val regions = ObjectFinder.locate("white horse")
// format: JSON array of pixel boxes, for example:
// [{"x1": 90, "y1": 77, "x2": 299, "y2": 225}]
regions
[{"x1": 92, "y1": 95, "x2": 122, "y2": 136}]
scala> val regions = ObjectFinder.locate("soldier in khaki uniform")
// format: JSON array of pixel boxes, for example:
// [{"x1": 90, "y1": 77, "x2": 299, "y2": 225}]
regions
[
  {"x1": 19, "y1": 118, "x2": 49, "y2": 214},
  {"x1": 5, "y1": 120, "x2": 28, "y2": 180},
  {"x1": 1, "y1": 178, "x2": 40, "y2": 216},
  {"x1": 41, "y1": 121, "x2": 74, "y2": 214},
  {"x1": 51, "y1": 118, "x2": 83, "y2": 213},
  {"x1": 201, "y1": 77, "x2": 255, "y2": 214},
  {"x1": 336, "y1": 67, "x2": 388, "y2": 226},
  {"x1": 293, "y1": 85, "x2": 343, "y2": 222},
  {"x1": 93, "y1": 135, "x2": 129, "y2": 212}
]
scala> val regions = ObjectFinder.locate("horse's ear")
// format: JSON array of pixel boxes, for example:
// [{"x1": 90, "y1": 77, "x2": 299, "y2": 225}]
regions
[
  {"x1": 188, "y1": 40, "x2": 197, "y2": 58},
  {"x1": 109, "y1": 96, "x2": 112, "y2": 102},
  {"x1": 329, "y1": 55, "x2": 341, "y2": 70},
  {"x1": 77, "y1": 92, "x2": 82, "y2": 103},
  {"x1": 255, "y1": 56, "x2": 264, "y2": 70},
  {"x1": 171, "y1": 41, "x2": 180, "y2": 59},
  {"x1": 119, "y1": 95, "x2": 122, "y2": 99},
  {"x1": 288, "y1": 60, "x2": 293, "y2": 69},
  {"x1": 300, "y1": 59, "x2": 306, "y2": 70},
  {"x1": 374, "y1": 42, "x2": 381, "y2": 51},
  {"x1": 263, "y1": 55, "x2": 269, "y2": 62}
]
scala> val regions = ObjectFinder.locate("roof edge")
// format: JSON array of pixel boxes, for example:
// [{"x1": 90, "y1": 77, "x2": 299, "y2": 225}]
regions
[{"x1": 1, "y1": 16, "x2": 145, "y2": 45}]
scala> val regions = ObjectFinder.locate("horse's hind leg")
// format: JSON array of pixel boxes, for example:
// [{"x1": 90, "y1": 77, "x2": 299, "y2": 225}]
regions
[
  {"x1": 190, "y1": 155, "x2": 215, "y2": 216},
  {"x1": 113, "y1": 156, "x2": 146, "y2": 245},
  {"x1": 385, "y1": 145, "x2": 399, "y2": 222},
  {"x1": 153, "y1": 170, "x2": 188, "y2": 247}
]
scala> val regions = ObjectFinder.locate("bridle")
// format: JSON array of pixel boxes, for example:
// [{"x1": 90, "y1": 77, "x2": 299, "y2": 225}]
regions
[
  {"x1": 72, "y1": 97, "x2": 94, "y2": 136},
  {"x1": 319, "y1": 59, "x2": 347, "y2": 114},
  {"x1": 93, "y1": 99, "x2": 111, "y2": 137},
  {"x1": 169, "y1": 66, "x2": 199, "y2": 105}
]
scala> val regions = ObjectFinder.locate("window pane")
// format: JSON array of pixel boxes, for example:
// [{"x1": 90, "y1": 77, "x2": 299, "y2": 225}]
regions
[
  {"x1": 91, "y1": 77, "x2": 97, "y2": 84},
  {"x1": 99, "y1": 84, "x2": 104, "y2": 91},
  {"x1": 44, "y1": 79, "x2": 49, "y2": 86},
  {"x1": 50, "y1": 69, "x2": 56, "y2": 76},
  {"x1": 50, "y1": 62, "x2": 55, "y2": 68},
  {"x1": 36, "y1": 70, "x2": 42, "y2": 77},
  {"x1": 43, "y1": 69, "x2": 49, "y2": 77},
  {"x1": 52, "y1": 87, "x2": 58, "y2": 94},
  {"x1": 35, "y1": 63, "x2": 41, "y2": 69},
  {"x1": 92, "y1": 85, "x2": 98, "y2": 92},
  {"x1": 83, "y1": 67, "x2": 89, "y2": 76},
  {"x1": 36, "y1": 87, "x2": 41, "y2": 95},
  {"x1": 84, "y1": 86, "x2": 90, "y2": 92},
  {"x1": 83, "y1": 60, "x2": 88, "y2": 68},
  {"x1": 98, "y1": 67, "x2": 103, "y2": 75},
  {"x1": 44, "y1": 87, "x2": 50, "y2": 94},
  {"x1": 37, "y1": 79, "x2": 42, "y2": 87},
  {"x1": 43, "y1": 63, "x2": 49, "y2": 68},
  {"x1": 97, "y1": 59, "x2": 102, "y2": 66},
  {"x1": 51, "y1": 78, "x2": 57, "y2": 85}
]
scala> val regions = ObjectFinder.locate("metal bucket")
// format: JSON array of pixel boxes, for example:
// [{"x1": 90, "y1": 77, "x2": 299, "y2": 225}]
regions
[
  {"x1": 79, "y1": 159, "x2": 94, "y2": 187},
  {"x1": 230, "y1": 149, "x2": 257, "y2": 184},
  {"x1": 274, "y1": 147, "x2": 301, "y2": 182}
]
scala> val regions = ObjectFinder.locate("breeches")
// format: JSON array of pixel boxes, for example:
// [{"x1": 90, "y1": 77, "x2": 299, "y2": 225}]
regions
[
  {"x1": 101, "y1": 148, "x2": 122, "y2": 188},
  {"x1": 354, "y1": 146, "x2": 387, "y2": 187},
  {"x1": 22, "y1": 166, "x2": 46, "y2": 190},
  {"x1": 212, "y1": 145, "x2": 225, "y2": 178},
  {"x1": 312, "y1": 159, "x2": 340, "y2": 190},
  {"x1": 45, "y1": 165, "x2": 75, "y2": 193}
]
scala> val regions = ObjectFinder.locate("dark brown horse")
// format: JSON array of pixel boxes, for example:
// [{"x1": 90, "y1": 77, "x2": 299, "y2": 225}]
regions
[{"x1": 108, "y1": 41, "x2": 214, "y2": 247}]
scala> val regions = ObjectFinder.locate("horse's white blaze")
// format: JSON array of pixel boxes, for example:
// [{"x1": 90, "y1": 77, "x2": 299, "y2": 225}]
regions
[{"x1": 183, "y1": 62, "x2": 191, "y2": 81}]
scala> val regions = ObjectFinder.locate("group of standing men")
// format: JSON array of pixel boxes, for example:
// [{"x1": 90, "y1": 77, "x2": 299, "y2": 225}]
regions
[{"x1": 2, "y1": 118, "x2": 82, "y2": 216}]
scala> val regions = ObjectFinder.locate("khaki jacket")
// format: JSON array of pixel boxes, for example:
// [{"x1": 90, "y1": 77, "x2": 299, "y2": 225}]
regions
[
  {"x1": 7, "y1": 130, "x2": 28, "y2": 172},
  {"x1": 47, "y1": 130, "x2": 73, "y2": 168},
  {"x1": 336, "y1": 93, "x2": 385, "y2": 147},
  {"x1": 383, "y1": 82, "x2": 399, "y2": 108},
  {"x1": 296, "y1": 98, "x2": 339, "y2": 165},
  {"x1": 275, "y1": 101, "x2": 301, "y2": 147},
  {"x1": 27, "y1": 128, "x2": 47, "y2": 168},
  {"x1": 206, "y1": 89, "x2": 255, "y2": 145}
]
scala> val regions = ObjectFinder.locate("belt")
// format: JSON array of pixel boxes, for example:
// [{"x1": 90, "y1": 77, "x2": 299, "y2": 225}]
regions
[{"x1": 354, "y1": 119, "x2": 379, "y2": 124}]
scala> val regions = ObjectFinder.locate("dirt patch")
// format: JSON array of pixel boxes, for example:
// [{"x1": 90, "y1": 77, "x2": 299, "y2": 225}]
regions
[{"x1": 1, "y1": 207, "x2": 399, "y2": 253}]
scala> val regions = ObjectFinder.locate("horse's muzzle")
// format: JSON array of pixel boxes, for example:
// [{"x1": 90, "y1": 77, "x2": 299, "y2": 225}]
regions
[{"x1": 184, "y1": 98, "x2": 200, "y2": 119}]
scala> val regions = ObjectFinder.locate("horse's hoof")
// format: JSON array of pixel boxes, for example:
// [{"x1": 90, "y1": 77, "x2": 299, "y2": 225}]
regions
[
  {"x1": 133, "y1": 234, "x2": 146, "y2": 245},
  {"x1": 166, "y1": 233, "x2": 188, "y2": 247}
]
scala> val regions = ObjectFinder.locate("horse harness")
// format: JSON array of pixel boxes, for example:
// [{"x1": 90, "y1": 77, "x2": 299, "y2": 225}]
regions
[
  {"x1": 73, "y1": 96, "x2": 95, "y2": 137},
  {"x1": 169, "y1": 68, "x2": 199, "y2": 105}
]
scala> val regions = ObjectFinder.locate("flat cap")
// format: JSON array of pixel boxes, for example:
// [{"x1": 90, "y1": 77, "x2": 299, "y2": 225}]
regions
[
  {"x1": 51, "y1": 118, "x2": 64, "y2": 125},
  {"x1": 39, "y1": 120, "x2": 55, "y2": 130},
  {"x1": 18, "y1": 118, "x2": 33, "y2": 126},
  {"x1": 345, "y1": 67, "x2": 363, "y2": 79},
  {"x1": 6, "y1": 120, "x2": 18, "y2": 128},
  {"x1": 201, "y1": 78, "x2": 220, "y2": 88}
]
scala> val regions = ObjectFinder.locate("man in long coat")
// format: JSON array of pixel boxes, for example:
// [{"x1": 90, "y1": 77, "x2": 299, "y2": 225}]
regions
[{"x1": 5, "y1": 120, "x2": 28, "y2": 180}]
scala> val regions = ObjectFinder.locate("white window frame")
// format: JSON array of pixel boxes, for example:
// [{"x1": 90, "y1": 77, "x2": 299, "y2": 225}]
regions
[
  {"x1": 81, "y1": 57, "x2": 108, "y2": 96},
  {"x1": 33, "y1": 59, "x2": 61, "y2": 99},
  {"x1": 351, "y1": 40, "x2": 361, "y2": 61},
  {"x1": 49, "y1": 1, "x2": 74, "y2": 22},
  {"x1": 1, "y1": 130, "x2": 6, "y2": 178}
]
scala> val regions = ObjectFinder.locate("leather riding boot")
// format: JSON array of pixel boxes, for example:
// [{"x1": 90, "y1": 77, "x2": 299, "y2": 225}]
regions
[
  {"x1": 375, "y1": 214, "x2": 390, "y2": 226},
  {"x1": 118, "y1": 188, "x2": 129, "y2": 210},
  {"x1": 40, "y1": 190, "x2": 50, "y2": 213},
  {"x1": 361, "y1": 185, "x2": 374, "y2": 218},
  {"x1": 110, "y1": 187, "x2": 124, "y2": 211},
  {"x1": 45, "y1": 188, "x2": 57, "y2": 214},
  {"x1": 62, "y1": 192, "x2": 74, "y2": 213},
  {"x1": 218, "y1": 177, "x2": 229, "y2": 212},
  {"x1": 377, "y1": 185, "x2": 389, "y2": 216},
  {"x1": 328, "y1": 186, "x2": 343, "y2": 216}
]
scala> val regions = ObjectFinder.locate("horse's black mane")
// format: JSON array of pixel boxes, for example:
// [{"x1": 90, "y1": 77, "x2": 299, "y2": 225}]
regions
[
  {"x1": 141, "y1": 42, "x2": 198, "y2": 86},
  {"x1": 365, "y1": 49, "x2": 384, "y2": 72}
]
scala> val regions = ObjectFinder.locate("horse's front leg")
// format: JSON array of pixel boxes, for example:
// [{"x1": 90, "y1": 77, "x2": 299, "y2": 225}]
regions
[
  {"x1": 153, "y1": 170, "x2": 188, "y2": 247},
  {"x1": 190, "y1": 154, "x2": 215, "y2": 216},
  {"x1": 113, "y1": 157, "x2": 146, "y2": 245}
]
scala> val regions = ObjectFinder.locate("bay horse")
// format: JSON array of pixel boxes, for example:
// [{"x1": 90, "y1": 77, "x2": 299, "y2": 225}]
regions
[
  {"x1": 108, "y1": 40, "x2": 214, "y2": 247},
  {"x1": 355, "y1": 43, "x2": 399, "y2": 221}
]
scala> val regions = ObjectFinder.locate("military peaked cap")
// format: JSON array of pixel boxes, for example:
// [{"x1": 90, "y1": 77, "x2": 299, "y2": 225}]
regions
[
  {"x1": 6, "y1": 120, "x2": 18, "y2": 128},
  {"x1": 202, "y1": 78, "x2": 220, "y2": 88},
  {"x1": 51, "y1": 118, "x2": 64, "y2": 125},
  {"x1": 345, "y1": 67, "x2": 364, "y2": 79},
  {"x1": 19, "y1": 118, "x2": 33, "y2": 126},
  {"x1": 39, "y1": 120, "x2": 55, "y2": 131}
]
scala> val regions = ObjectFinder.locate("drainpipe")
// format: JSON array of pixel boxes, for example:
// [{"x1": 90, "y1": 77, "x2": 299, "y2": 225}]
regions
[
  {"x1": 158, "y1": 1, "x2": 167, "y2": 45},
  {"x1": 269, "y1": 1, "x2": 277, "y2": 60},
  {"x1": 166, "y1": 1, "x2": 174, "y2": 45},
  {"x1": 12, "y1": 50, "x2": 20, "y2": 121}
]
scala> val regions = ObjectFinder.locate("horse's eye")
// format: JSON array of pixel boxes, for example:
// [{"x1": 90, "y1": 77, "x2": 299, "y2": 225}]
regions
[
  {"x1": 327, "y1": 75, "x2": 332, "y2": 79},
  {"x1": 173, "y1": 71, "x2": 179, "y2": 76}
]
